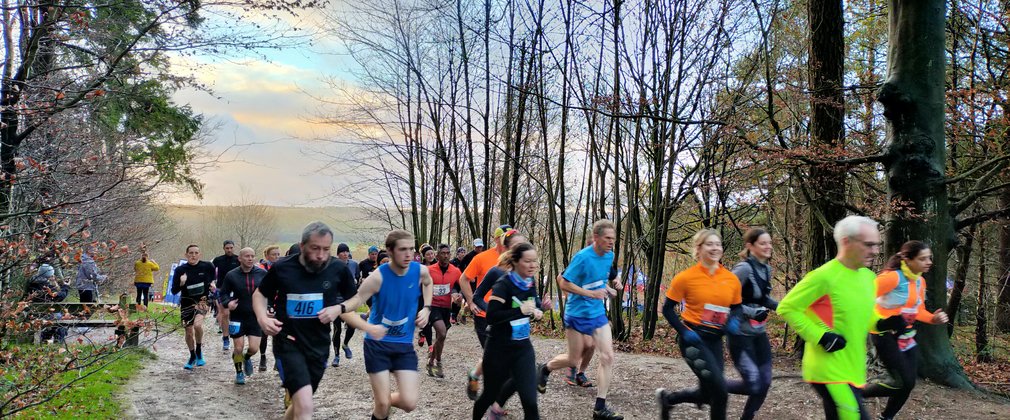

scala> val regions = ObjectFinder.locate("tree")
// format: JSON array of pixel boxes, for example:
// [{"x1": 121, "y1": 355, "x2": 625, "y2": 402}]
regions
[{"x1": 878, "y1": 0, "x2": 970, "y2": 388}]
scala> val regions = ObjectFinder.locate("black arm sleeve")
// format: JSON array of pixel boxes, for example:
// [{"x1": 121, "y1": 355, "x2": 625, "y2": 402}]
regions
[
  {"x1": 473, "y1": 276, "x2": 495, "y2": 311},
  {"x1": 219, "y1": 272, "x2": 234, "y2": 304},
  {"x1": 171, "y1": 266, "x2": 184, "y2": 295},
  {"x1": 662, "y1": 297, "x2": 689, "y2": 334},
  {"x1": 762, "y1": 296, "x2": 779, "y2": 311}
]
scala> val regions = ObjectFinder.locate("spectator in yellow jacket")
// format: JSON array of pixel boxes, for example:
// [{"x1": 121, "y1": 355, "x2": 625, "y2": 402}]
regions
[{"x1": 134, "y1": 248, "x2": 160, "y2": 306}]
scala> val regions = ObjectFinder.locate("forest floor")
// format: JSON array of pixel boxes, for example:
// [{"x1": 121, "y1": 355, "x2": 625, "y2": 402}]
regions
[{"x1": 122, "y1": 315, "x2": 1010, "y2": 419}]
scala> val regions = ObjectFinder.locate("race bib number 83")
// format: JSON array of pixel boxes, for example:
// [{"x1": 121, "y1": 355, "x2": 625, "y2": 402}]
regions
[{"x1": 287, "y1": 293, "x2": 323, "y2": 318}]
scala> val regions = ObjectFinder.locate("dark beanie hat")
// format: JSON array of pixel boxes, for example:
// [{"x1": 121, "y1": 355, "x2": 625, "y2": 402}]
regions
[{"x1": 337, "y1": 243, "x2": 350, "y2": 254}]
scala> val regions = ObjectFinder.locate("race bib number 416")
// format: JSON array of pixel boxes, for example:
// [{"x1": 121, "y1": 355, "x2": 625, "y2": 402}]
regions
[{"x1": 286, "y1": 293, "x2": 323, "y2": 318}]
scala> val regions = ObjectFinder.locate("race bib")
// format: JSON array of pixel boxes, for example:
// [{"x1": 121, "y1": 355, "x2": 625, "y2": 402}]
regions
[
  {"x1": 749, "y1": 318, "x2": 767, "y2": 328},
  {"x1": 381, "y1": 316, "x2": 409, "y2": 338},
  {"x1": 433, "y1": 284, "x2": 450, "y2": 296},
  {"x1": 700, "y1": 304, "x2": 730, "y2": 327},
  {"x1": 286, "y1": 293, "x2": 323, "y2": 319},
  {"x1": 228, "y1": 321, "x2": 241, "y2": 335},
  {"x1": 510, "y1": 317, "x2": 531, "y2": 341},
  {"x1": 186, "y1": 282, "x2": 205, "y2": 296}
]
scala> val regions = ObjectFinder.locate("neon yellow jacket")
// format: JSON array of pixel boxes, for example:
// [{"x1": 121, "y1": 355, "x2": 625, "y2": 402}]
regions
[{"x1": 778, "y1": 259, "x2": 880, "y2": 387}]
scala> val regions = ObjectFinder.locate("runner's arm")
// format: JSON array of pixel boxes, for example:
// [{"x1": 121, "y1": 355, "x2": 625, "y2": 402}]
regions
[
  {"x1": 486, "y1": 282, "x2": 521, "y2": 325},
  {"x1": 777, "y1": 272, "x2": 831, "y2": 343},
  {"x1": 458, "y1": 272, "x2": 474, "y2": 303},
  {"x1": 472, "y1": 275, "x2": 494, "y2": 312},
  {"x1": 557, "y1": 275, "x2": 605, "y2": 299},
  {"x1": 661, "y1": 297, "x2": 691, "y2": 334},
  {"x1": 341, "y1": 269, "x2": 381, "y2": 314}
]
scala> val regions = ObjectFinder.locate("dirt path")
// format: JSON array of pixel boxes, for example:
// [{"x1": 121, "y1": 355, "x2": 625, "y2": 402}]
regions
[{"x1": 123, "y1": 317, "x2": 1010, "y2": 419}]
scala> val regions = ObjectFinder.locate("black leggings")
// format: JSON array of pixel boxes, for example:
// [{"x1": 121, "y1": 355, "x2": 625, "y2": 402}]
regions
[
  {"x1": 473, "y1": 341, "x2": 539, "y2": 420},
  {"x1": 811, "y1": 383, "x2": 870, "y2": 420},
  {"x1": 135, "y1": 284, "x2": 151, "y2": 306},
  {"x1": 862, "y1": 332, "x2": 919, "y2": 419},
  {"x1": 332, "y1": 318, "x2": 356, "y2": 351},
  {"x1": 726, "y1": 332, "x2": 773, "y2": 419},
  {"x1": 662, "y1": 331, "x2": 727, "y2": 420}
]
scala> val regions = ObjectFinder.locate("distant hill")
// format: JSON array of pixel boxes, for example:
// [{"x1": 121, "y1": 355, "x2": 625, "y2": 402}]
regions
[{"x1": 158, "y1": 205, "x2": 392, "y2": 258}]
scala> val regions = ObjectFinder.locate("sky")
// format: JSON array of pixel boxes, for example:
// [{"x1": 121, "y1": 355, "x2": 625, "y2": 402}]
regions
[{"x1": 167, "y1": 7, "x2": 359, "y2": 207}]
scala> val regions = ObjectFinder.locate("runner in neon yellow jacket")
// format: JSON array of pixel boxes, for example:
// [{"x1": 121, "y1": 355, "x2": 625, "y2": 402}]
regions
[{"x1": 778, "y1": 216, "x2": 906, "y2": 420}]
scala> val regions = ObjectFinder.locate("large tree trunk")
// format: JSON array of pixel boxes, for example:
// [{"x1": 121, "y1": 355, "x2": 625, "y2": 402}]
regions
[
  {"x1": 947, "y1": 225, "x2": 975, "y2": 332},
  {"x1": 806, "y1": 0, "x2": 847, "y2": 270},
  {"x1": 976, "y1": 230, "x2": 992, "y2": 362},
  {"x1": 878, "y1": 0, "x2": 971, "y2": 388}
]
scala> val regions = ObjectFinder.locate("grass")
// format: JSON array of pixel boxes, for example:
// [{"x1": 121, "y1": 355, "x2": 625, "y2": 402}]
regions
[{"x1": 12, "y1": 348, "x2": 153, "y2": 419}]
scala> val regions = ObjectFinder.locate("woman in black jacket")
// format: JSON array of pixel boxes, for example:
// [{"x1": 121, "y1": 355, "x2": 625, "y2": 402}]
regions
[{"x1": 472, "y1": 242, "x2": 547, "y2": 420}]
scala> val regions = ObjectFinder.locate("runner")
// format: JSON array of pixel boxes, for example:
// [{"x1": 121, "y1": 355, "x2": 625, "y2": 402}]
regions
[
  {"x1": 778, "y1": 216, "x2": 906, "y2": 420},
  {"x1": 425, "y1": 244, "x2": 461, "y2": 377},
  {"x1": 473, "y1": 242, "x2": 549, "y2": 420},
  {"x1": 332, "y1": 243, "x2": 360, "y2": 367},
  {"x1": 219, "y1": 247, "x2": 268, "y2": 384},
  {"x1": 725, "y1": 228, "x2": 778, "y2": 419},
  {"x1": 537, "y1": 219, "x2": 624, "y2": 420},
  {"x1": 417, "y1": 244, "x2": 436, "y2": 349},
  {"x1": 259, "y1": 245, "x2": 282, "y2": 371},
  {"x1": 253, "y1": 221, "x2": 358, "y2": 419},
  {"x1": 133, "y1": 247, "x2": 159, "y2": 307},
  {"x1": 260, "y1": 245, "x2": 281, "y2": 270},
  {"x1": 862, "y1": 240, "x2": 949, "y2": 420},
  {"x1": 213, "y1": 240, "x2": 241, "y2": 352},
  {"x1": 171, "y1": 244, "x2": 216, "y2": 370},
  {"x1": 450, "y1": 246, "x2": 466, "y2": 268},
  {"x1": 655, "y1": 228, "x2": 743, "y2": 420},
  {"x1": 449, "y1": 246, "x2": 467, "y2": 325},
  {"x1": 459, "y1": 225, "x2": 514, "y2": 400},
  {"x1": 359, "y1": 246, "x2": 380, "y2": 280},
  {"x1": 339, "y1": 229, "x2": 433, "y2": 420}
]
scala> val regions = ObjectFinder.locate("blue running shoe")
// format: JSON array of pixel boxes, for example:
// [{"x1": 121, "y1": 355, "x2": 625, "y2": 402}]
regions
[
  {"x1": 235, "y1": 372, "x2": 246, "y2": 385},
  {"x1": 196, "y1": 357, "x2": 206, "y2": 367},
  {"x1": 184, "y1": 360, "x2": 194, "y2": 370},
  {"x1": 343, "y1": 345, "x2": 352, "y2": 359}
]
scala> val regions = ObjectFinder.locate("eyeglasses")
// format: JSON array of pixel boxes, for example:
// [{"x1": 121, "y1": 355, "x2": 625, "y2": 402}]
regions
[{"x1": 859, "y1": 240, "x2": 883, "y2": 248}]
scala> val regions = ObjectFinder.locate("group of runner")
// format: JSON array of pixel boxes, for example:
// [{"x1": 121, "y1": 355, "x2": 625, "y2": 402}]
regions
[{"x1": 165, "y1": 214, "x2": 943, "y2": 420}]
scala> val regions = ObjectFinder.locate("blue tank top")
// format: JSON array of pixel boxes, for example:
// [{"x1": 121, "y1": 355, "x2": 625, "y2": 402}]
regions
[{"x1": 366, "y1": 262, "x2": 422, "y2": 344}]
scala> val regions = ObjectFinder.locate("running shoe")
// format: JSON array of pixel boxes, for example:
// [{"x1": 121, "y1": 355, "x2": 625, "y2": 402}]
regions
[
  {"x1": 466, "y1": 369, "x2": 480, "y2": 401},
  {"x1": 259, "y1": 356, "x2": 268, "y2": 372},
  {"x1": 656, "y1": 388, "x2": 672, "y2": 420},
  {"x1": 235, "y1": 372, "x2": 246, "y2": 385},
  {"x1": 426, "y1": 364, "x2": 436, "y2": 377},
  {"x1": 223, "y1": 337, "x2": 230, "y2": 352},
  {"x1": 565, "y1": 367, "x2": 577, "y2": 385},
  {"x1": 331, "y1": 355, "x2": 340, "y2": 367},
  {"x1": 244, "y1": 357, "x2": 254, "y2": 376},
  {"x1": 592, "y1": 407, "x2": 624, "y2": 420},
  {"x1": 488, "y1": 406, "x2": 508, "y2": 420},
  {"x1": 184, "y1": 359, "x2": 194, "y2": 370},
  {"x1": 195, "y1": 357, "x2": 206, "y2": 367},
  {"x1": 434, "y1": 364, "x2": 445, "y2": 378},
  {"x1": 418, "y1": 335, "x2": 426, "y2": 347},
  {"x1": 428, "y1": 345, "x2": 433, "y2": 354},
  {"x1": 576, "y1": 372, "x2": 595, "y2": 387},
  {"x1": 536, "y1": 363, "x2": 549, "y2": 393},
  {"x1": 343, "y1": 345, "x2": 353, "y2": 359}
]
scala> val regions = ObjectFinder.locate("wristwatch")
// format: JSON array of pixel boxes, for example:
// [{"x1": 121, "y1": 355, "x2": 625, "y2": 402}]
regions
[{"x1": 339, "y1": 303, "x2": 347, "y2": 314}]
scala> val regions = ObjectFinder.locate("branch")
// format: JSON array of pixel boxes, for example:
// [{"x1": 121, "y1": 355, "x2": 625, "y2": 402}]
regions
[
  {"x1": 945, "y1": 154, "x2": 1010, "y2": 185},
  {"x1": 956, "y1": 207, "x2": 1010, "y2": 230}
]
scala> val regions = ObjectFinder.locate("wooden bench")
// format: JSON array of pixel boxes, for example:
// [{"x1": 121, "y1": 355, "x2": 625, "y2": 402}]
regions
[{"x1": 16, "y1": 302, "x2": 143, "y2": 346}]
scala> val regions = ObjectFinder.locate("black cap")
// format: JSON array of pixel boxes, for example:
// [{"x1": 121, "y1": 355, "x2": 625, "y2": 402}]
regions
[{"x1": 337, "y1": 243, "x2": 350, "y2": 254}]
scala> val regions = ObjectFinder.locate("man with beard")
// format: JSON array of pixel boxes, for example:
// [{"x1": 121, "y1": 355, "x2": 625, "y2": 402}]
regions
[{"x1": 254, "y1": 222, "x2": 358, "y2": 419}]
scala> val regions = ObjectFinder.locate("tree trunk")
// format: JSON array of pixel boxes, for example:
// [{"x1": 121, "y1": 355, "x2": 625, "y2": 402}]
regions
[
  {"x1": 806, "y1": 0, "x2": 846, "y2": 271},
  {"x1": 947, "y1": 225, "x2": 975, "y2": 331},
  {"x1": 878, "y1": 0, "x2": 970, "y2": 388},
  {"x1": 976, "y1": 229, "x2": 992, "y2": 362}
]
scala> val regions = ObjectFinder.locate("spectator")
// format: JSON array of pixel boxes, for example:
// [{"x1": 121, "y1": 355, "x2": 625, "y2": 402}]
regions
[
  {"x1": 29, "y1": 264, "x2": 70, "y2": 343},
  {"x1": 75, "y1": 246, "x2": 107, "y2": 303},
  {"x1": 134, "y1": 248, "x2": 160, "y2": 306}
]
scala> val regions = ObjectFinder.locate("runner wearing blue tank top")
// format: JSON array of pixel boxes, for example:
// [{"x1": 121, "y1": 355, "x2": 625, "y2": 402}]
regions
[
  {"x1": 538, "y1": 220, "x2": 624, "y2": 420},
  {"x1": 341, "y1": 229, "x2": 434, "y2": 420}
]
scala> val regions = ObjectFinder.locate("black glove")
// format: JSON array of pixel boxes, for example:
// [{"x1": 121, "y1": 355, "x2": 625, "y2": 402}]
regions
[
  {"x1": 818, "y1": 332, "x2": 847, "y2": 353},
  {"x1": 876, "y1": 315, "x2": 907, "y2": 332},
  {"x1": 753, "y1": 308, "x2": 769, "y2": 322}
]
